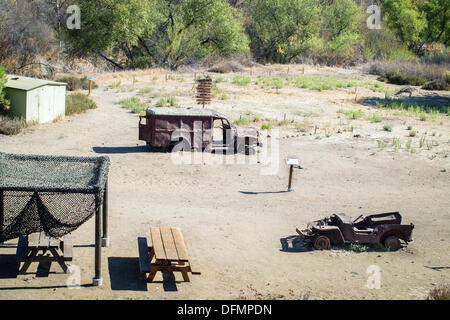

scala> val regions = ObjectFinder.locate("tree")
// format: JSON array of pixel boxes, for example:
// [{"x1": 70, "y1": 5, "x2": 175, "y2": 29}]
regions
[
  {"x1": 422, "y1": 0, "x2": 449, "y2": 46},
  {"x1": 383, "y1": 0, "x2": 428, "y2": 54},
  {"x1": 244, "y1": 0, "x2": 321, "y2": 63},
  {"x1": 64, "y1": 0, "x2": 249, "y2": 69},
  {"x1": 0, "y1": 0, "x2": 56, "y2": 74},
  {"x1": 320, "y1": 0, "x2": 364, "y2": 63}
]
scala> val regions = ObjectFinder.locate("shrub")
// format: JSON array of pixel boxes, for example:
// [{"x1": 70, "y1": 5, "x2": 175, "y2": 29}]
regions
[
  {"x1": 117, "y1": 96, "x2": 147, "y2": 114},
  {"x1": 66, "y1": 93, "x2": 98, "y2": 115},
  {"x1": 58, "y1": 76, "x2": 98, "y2": 91},
  {"x1": 232, "y1": 76, "x2": 251, "y2": 86},
  {"x1": 382, "y1": 71, "x2": 426, "y2": 86},
  {"x1": 422, "y1": 80, "x2": 450, "y2": 91},
  {"x1": 427, "y1": 284, "x2": 450, "y2": 300},
  {"x1": 346, "y1": 110, "x2": 365, "y2": 120},
  {"x1": 368, "y1": 114, "x2": 383, "y2": 123},
  {"x1": 0, "y1": 116, "x2": 27, "y2": 135},
  {"x1": 261, "y1": 123, "x2": 272, "y2": 130},
  {"x1": 383, "y1": 125, "x2": 392, "y2": 132},
  {"x1": 155, "y1": 96, "x2": 178, "y2": 108}
]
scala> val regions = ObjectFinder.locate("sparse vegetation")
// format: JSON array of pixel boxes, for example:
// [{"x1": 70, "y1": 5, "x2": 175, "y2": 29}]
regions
[
  {"x1": 232, "y1": 76, "x2": 251, "y2": 86},
  {"x1": 116, "y1": 96, "x2": 147, "y2": 114},
  {"x1": 383, "y1": 125, "x2": 392, "y2": 132},
  {"x1": 427, "y1": 284, "x2": 450, "y2": 300},
  {"x1": 66, "y1": 93, "x2": 98, "y2": 115}
]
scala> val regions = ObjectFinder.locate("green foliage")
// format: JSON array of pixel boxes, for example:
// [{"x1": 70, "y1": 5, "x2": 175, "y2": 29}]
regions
[
  {"x1": 155, "y1": 96, "x2": 179, "y2": 108},
  {"x1": 245, "y1": 0, "x2": 320, "y2": 63},
  {"x1": 232, "y1": 76, "x2": 251, "y2": 86},
  {"x1": 319, "y1": 0, "x2": 364, "y2": 63},
  {"x1": 383, "y1": 0, "x2": 449, "y2": 54},
  {"x1": 66, "y1": 93, "x2": 98, "y2": 115},
  {"x1": 368, "y1": 113, "x2": 383, "y2": 123},
  {"x1": 384, "y1": 125, "x2": 393, "y2": 132},
  {"x1": 64, "y1": 0, "x2": 249, "y2": 69},
  {"x1": 345, "y1": 109, "x2": 365, "y2": 120},
  {"x1": 0, "y1": 66, "x2": 9, "y2": 111}
]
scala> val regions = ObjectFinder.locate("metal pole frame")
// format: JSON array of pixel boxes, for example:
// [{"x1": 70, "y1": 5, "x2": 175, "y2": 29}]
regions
[
  {"x1": 0, "y1": 190, "x2": 3, "y2": 245},
  {"x1": 101, "y1": 180, "x2": 109, "y2": 247},
  {"x1": 93, "y1": 194, "x2": 102, "y2": 286},
  {"x1": 288, "y1": 165, "x2": 294, "y2": 192}
]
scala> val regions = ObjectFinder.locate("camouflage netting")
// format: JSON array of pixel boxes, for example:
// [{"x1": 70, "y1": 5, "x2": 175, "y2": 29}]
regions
[{"x1": 0, "y1": 152, "x2": 110, "y2": 242}]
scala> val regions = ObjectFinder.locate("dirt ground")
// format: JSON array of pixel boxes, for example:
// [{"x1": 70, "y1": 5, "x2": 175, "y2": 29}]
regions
[{"x1": 0, "y1": 64, "x2": 449, "y2": 300}]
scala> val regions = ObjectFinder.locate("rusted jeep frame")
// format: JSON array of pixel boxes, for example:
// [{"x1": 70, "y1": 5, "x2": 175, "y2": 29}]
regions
[{"x1": 296, "y1": 212, "x2": 414, "y2": 250}]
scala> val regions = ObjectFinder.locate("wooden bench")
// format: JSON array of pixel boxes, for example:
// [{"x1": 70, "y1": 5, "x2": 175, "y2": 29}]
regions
[
  {"x1": 137, "y1": 227, "x2": 200, "y2": 282},
  {"x1": 16, "y1": 232, "x2": 73, "y2": 274}
]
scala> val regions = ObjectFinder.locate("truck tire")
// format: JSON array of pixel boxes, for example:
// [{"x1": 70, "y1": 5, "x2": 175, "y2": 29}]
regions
[
  {"x1": 384, "y1": 236, "x2": 401, "y2": 251},
  {"x1": 171, "y1": 139, "x2": 191, "y2": 153},
  {"x1": 313, "y1": 236, "x2": 331, "y2": 250}
]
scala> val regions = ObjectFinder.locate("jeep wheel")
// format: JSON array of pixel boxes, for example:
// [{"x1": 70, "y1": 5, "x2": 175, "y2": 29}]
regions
[
  {"x1": 171, "y1": 139, "x2": 191, "y2": 153},
  {"x1": 384, "y1": 236, "x2": 401, "y2": 251},
  {"x1": 313, "y1": 236, "x2": 331, "y2": 250}
]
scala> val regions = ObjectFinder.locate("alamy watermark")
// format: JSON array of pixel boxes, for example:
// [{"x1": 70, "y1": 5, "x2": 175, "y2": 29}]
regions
[
  {"x1": 63, "y1": 4, "x2": 383, "y2": 31},
  {"x1": 366, "y1": 265, "x2": 381, "y2": 289}
]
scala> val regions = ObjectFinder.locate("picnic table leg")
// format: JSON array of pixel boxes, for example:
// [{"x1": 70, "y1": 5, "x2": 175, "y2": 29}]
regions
[
  {"x1": 18, "y1": 248, "x2": 39, "y2": 275},
  {"x1": 49, "y1": 248, "x2": 70, "y2": 274},
  {"x1": 101, "y1": 181, "x2": 109, "y2": 247}
]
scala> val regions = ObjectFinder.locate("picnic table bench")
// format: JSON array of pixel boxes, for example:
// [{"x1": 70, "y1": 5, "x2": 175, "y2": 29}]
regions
[
  {"x1": 138, "y1": 227, "x2": 200, "y2": 282},
  {"x1": 16, "y1": 232, "x2": 73, "y2": 274}
]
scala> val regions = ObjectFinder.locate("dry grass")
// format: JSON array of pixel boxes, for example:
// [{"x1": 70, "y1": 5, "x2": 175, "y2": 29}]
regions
[
  {"x1": 367, "y1": 59, "x2": 450, "y2": 88},
  {"x1": 427, "y1": 284, "x2": 450, "y2": 300},
  {"x1": 0, "y1": 115, "x2": 27, "y2": 135}
]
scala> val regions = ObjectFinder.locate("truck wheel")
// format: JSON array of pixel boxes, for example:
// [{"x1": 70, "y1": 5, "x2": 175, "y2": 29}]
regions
[
  {"x1": 384, "y1": 236, "x2": 401, "y2": 251},
  {"x1": 313, "y1": 236, "x2": 331, "y2": 250},
  {"x1": 171, "y1": 139, "x2": 191, "y2": 153}
]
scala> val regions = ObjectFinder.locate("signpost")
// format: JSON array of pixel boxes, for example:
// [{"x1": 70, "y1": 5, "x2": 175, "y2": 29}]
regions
[
  {"x1": 286, "y1": 158, "x2": 302, "y2": 192},
  {"x1": 87, "y1": 76, "x2": 95, "y2": 96}
]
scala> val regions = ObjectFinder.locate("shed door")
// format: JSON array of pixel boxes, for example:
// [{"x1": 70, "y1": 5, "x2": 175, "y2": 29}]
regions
[{"x1": 38, "y1": 87, "x2": 55, "y2": 123}]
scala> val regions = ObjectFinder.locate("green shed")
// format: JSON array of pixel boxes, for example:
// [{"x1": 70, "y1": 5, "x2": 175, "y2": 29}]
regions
[{"x1": 4, "y1": 75, "x2": 67, "y2": 124}]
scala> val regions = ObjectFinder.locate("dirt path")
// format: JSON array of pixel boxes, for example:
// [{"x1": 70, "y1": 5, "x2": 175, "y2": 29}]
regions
[{"x1": 0, "y1": 66, "x2": 449, "y2": 300}]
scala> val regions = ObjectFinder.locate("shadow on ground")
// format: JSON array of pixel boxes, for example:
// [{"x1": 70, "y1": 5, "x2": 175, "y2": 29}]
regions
[
  {"x1": 108, "y1": 257, "x2": 180, "y2": 292},
  {"x1": 93, "y1": 146, "x2": 149, "y2": 154},
  {"x1": 108, "y1": 257, "x2": 148, "y2": 291},
  {"x1": 0, "y1": 254, "x2": 19, "y2": 279},
  {"x1": 280, "y1": 235, "x2": 312, "y2": 253},
  {"x1": 240, "y1": 190, "x2": 289, "y2": 195}
]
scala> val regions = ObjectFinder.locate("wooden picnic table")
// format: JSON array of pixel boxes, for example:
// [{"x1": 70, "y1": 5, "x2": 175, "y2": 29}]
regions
[
  {"x1": 16, "y1": 232, "x2": 73, "y2": 274},
  {"x1": 138, "y1": 227, "x2": 200, "y2": 282}
]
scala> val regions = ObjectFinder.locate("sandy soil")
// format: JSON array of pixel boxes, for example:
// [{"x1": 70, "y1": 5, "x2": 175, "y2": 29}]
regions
[{"x1": 0, "y1": 64, "x2": 449, "y2": 300}]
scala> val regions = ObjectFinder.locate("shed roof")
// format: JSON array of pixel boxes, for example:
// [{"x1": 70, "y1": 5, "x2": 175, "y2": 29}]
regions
[
  {"x1": 5, "y1": 75, "x2": 67, "y2": 91},
  {"x1": 146, "y1": 107, "x2": 226, "y2": 118}
]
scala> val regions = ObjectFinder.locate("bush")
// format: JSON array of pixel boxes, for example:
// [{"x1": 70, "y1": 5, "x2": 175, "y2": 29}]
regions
[
  {"x1": 66, "y1": 93, "x2": 97, "y2": 115},
  {"x1": 381, "y1": 71, "x2": 426, "y2": 86},
  {"x1": 0, "y1": 116, "x2": 26, "y2": 135},
  {"x1": 427, "y1": 284, "x2": 450, "y2": 300},
  {"x1": 58, "y1": 76, "x2": 98, "y2": 91},
  {"x1": 422, "y1": 80, "x2": 450, "y2": 91}
]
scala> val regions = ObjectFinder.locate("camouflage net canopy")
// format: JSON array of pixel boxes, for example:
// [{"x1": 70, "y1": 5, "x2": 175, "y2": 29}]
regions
[{"x1": 0, "y1": 152, "x2": 110, "y2": 242}]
